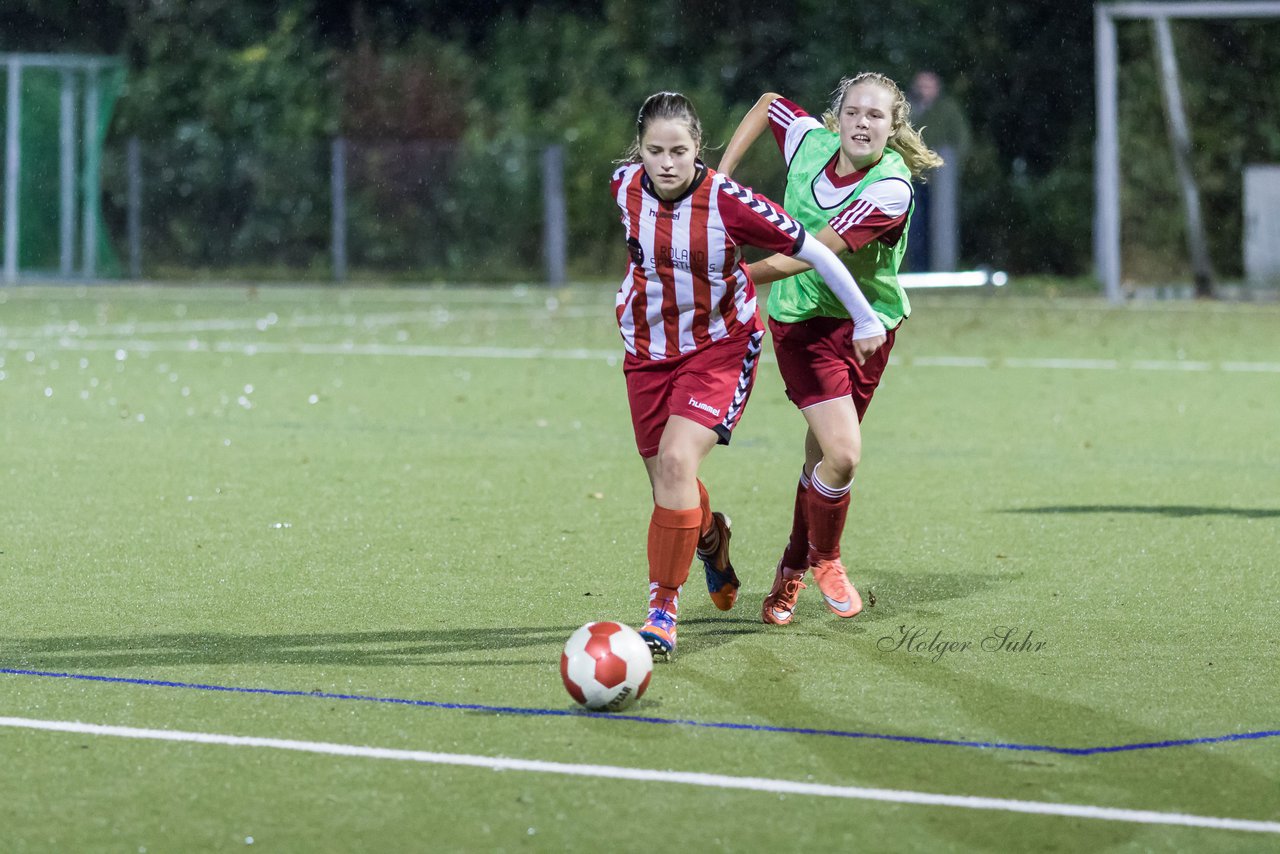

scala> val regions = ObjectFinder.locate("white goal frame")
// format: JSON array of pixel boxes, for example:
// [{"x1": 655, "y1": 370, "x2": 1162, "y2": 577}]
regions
[{"x1": 1094, "y1": 1, "x2": 1280, "y2": 302}]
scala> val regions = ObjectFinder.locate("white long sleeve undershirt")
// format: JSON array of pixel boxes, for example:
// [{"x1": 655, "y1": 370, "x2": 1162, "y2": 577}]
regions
[{"x1": 793, "y1": 234, "x2": 885, "y2": 339}]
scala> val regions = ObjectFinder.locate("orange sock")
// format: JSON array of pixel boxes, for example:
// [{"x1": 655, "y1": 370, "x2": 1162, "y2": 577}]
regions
[
  {"x1": 695, "y1": 479, "x2": 717, "y2": 552},
  {"x1": 696, "y1": 479, "x2": 713, "y2": 537},
  {"x1": 647, "y1": 504, "x2": 701, "y2": 612}
]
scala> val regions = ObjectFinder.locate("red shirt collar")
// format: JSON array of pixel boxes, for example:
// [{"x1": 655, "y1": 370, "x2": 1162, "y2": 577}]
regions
[{"x1": 824, "y1": 152, "x2": 883, "y2": 187}]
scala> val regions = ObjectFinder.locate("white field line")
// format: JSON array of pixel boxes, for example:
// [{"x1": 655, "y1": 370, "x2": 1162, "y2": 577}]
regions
[
  {"x1": 4, "y1": 314, "x2": 1278, "y2": 373},
  {"x1": 1, "y1": 717, "x2": 1277, "y2": 834},
  {"x1": 2, "y1": 337, "x2": 621, "y2": 362},
  {"x1": 1220, "y1": 361, "x2": 1280, "y2": 373},
  {"x1": 0, "y1": 306, "x2": 601, "y2": 339},
  {"x1": 0, "y1": 285, "x2": 563, "y2": 305},
  {"x1": 1002, "y1": 357, "x2": 1121, "y2": 370},
  {"x1": 5, "y1": 336, "x2": 1280, "y2": 374},
  {"x1": 910, "y1": 355, "x2": 995, "y2": 368},
  {"x1": 2, "y1": 286, "x2": 1278, "y2": 315}
]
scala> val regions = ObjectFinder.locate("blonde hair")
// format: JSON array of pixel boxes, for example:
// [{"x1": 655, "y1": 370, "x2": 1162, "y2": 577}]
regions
[
  {"x1": 822, "y1": 72, "x2": 944, "y2": 179},
  {"x1": 619, "y1": 91, "x2": 703, "y2": 164}
]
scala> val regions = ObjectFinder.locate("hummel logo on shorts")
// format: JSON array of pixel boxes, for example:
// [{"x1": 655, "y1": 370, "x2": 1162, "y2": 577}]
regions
[{"x1": 688, "y1": 397, "x2": 721, "y2": 417}]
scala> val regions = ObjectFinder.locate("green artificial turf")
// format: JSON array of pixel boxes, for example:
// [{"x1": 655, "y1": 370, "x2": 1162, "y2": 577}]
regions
[{"x1": 1, "y1": 283, "x2": 1278, "y2": 852}]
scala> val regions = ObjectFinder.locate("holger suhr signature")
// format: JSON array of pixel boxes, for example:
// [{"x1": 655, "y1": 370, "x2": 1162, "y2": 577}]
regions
[{"x1": 877, "y1": 625, "x2": 1047, "y2": 663}]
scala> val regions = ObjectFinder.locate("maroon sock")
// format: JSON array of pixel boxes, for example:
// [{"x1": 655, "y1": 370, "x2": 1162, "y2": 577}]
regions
[
  {"x1": 782, "y1": 469, "x2": 811, "y2": 569},
  {"x1": 806, "y1": 468, "x2": 851, "y2": 562}
]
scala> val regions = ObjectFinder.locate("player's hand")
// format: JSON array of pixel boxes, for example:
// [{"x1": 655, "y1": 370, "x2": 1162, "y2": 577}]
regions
[{"x1": 850, "y1": 332, "x2": 886, "y2": 366}]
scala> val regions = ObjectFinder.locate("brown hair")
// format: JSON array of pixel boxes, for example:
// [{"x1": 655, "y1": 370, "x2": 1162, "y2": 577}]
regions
[
  {"x1": 620, "y1": 91, "x2": 703, "y2": 164},
  {"x1": 822, "y1": 72, "x2": 944, "y2": 178}
]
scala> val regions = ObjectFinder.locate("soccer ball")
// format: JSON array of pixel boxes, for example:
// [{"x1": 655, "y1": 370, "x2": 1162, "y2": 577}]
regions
[{"x1": 560, "y1": 621, "x2": 653, "y2": 712}]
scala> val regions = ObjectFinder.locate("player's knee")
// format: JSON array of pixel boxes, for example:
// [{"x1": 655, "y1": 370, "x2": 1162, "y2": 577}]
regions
[
  {"x1": 653, "y1": 445, "x2": 698, "y2": 491},
  {"x1": 821, "y1": 447, "x2": 860, "y2": 484}
]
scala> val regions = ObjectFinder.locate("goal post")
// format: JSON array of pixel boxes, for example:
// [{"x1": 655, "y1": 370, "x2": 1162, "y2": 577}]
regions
[
  {"x1": 1, "y1": 53, "x2": 125, "y2": 284},
  {"x1": 1094, "y1": 2, "x2": 1280, "y2": 302}
]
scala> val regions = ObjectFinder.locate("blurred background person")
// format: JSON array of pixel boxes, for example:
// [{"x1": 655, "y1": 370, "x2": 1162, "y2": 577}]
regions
[{"x1": 906, "y1": 70, "x2": 970, "y2": 272}]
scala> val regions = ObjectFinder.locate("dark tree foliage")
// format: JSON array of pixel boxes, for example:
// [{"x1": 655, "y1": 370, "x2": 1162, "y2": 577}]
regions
[
  {"x1": 0, "y1": 1, "x2": 131, "y2": 54},
  {"x1": 3, "y1": 0, "x2": 1277, "y2": 279},
  {"x1": 311, "y1": 0, "x2": 607, "y2": 47}
]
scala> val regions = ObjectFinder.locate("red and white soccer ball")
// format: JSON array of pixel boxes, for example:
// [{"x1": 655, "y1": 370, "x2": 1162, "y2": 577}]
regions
[{"x1": 560, "y1": 621, "x2": 653, "y2": 712}]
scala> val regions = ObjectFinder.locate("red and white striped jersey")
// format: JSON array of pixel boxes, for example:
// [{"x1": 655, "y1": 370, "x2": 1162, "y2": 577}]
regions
[
  {"x1": 767, "y1": 96, "x2": 911, "y2": 252},
  {"x1": 612, "y1": 162, "x2": 805, "y2": 360}
]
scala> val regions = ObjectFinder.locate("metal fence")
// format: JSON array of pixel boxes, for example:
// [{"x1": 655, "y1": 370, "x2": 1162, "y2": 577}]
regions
[
  {"x1": 9, "y1": 120, "x2": 972, "y2": 287},
  {"x1": 98, "y1": 136, "x2": 565, "y2": 283}
]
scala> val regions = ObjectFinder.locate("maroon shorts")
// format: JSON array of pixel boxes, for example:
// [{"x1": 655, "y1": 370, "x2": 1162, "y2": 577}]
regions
[
  {"x1": 769, "y1": 316, "x2": 898, "y2": 420},
  {"x1": 623, "y1": 330, "x2": 765, "y2": 458}
]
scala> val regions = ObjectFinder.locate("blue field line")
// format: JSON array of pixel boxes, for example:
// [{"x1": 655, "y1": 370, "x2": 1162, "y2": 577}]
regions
[{"x1": 3, "y1": 667, "x2": 1277, "y2": 756}]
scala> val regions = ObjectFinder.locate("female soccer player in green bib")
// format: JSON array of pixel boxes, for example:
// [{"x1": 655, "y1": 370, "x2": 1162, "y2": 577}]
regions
[{"x1": 719, "y1": 72, "x2": 942, "y2": 625}]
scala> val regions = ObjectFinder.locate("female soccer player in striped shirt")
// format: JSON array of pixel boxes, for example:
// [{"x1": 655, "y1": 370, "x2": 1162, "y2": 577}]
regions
[
  {"x1": 613, "y1": 91, "x2": 885, "y2": 658},
  {"x1": 719, "y1": 73, "x2": 942, "y2": 626}
]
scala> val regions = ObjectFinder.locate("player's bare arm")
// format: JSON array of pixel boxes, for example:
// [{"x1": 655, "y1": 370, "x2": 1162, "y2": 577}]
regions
[
  {"x1": 749, "y1": 224, "x2": 846, "y2": 284},
  {"x1": 717, "y1": 92, "x2": 782, "y2": 178}
]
